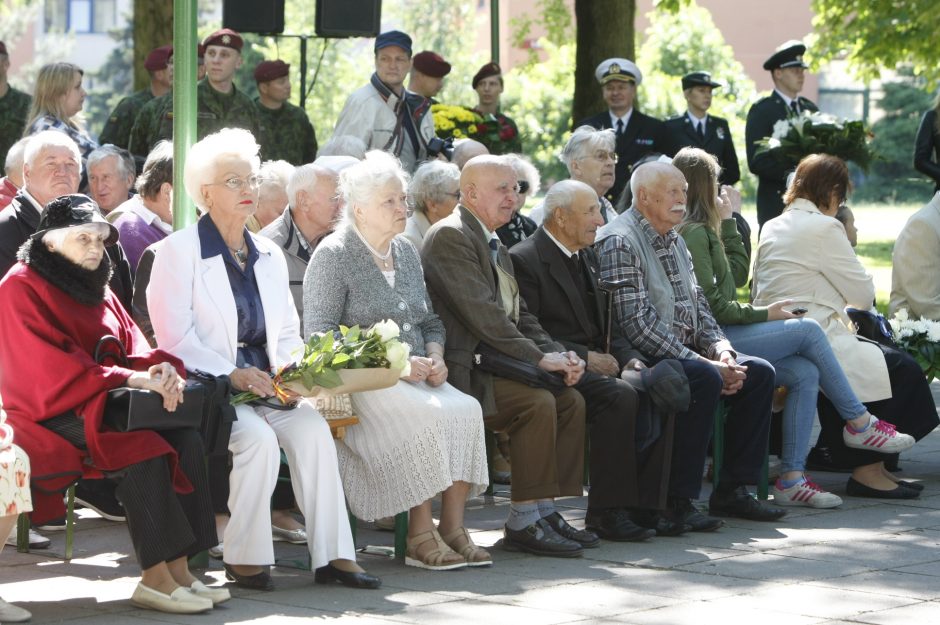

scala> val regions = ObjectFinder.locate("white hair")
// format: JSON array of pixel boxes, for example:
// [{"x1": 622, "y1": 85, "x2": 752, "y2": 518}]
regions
[
  {"x1": 542, "y1": 179, "x2": 595, "y2": 223},
  {"x1": 502, "y1": 153, "x2": 542, "y2": 196},
  {"x1": 41, "y1": 222, "x2": 110, "y2": 248},
  {"x1": 318, "y1": 135, "x2": 368, "y2": 159},
  {"x1": 560, "y1": 125, "x2": 616, "y2": 174},
  {"x1": 88, "y1": 144, "x2": 134, "y2": 181},
  {"x1": 339, "y1": 150, "x2": 409, "y2": 224},
  {"x1": 23, "y1": 130, "x2": 82, "y2": 173},
  {"x1": 4, "y1": 137, "x2": 30, "y2": 178},
  {"x1": 287, "y1": 163, "x2": 336, "y2": 208},
  {"x1": 408, "y1": 160, "x2": 459, "y2": 214},
  {"x1": 184, "y1": 128, "x2": 260, "y2": 214},
  {"x1": 258, "y1": 159, "x2": 294, "y2": 205}
]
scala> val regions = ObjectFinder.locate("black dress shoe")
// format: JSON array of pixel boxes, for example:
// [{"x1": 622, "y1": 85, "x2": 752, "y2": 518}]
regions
[
  {"x1": 223, "y1": 564, "x2": 274, "y2": 591},
  {"x1": 709, "y1": 486, "x2": 787, "y2": 521},
  {"x1": 629, "y1": 510, "x2": 690, "y2": 537},
  {"x1": 846, "y1": 477, "x2": 920, "y2": 499},
  {"x1": 314, "y1": 563, "x2": 381, "y2": 589},
  {"x1": 585, "y1": 508, "x2": 656, "y2": 542},
  {"x1": 665, "y1": 498, "x2": 724, "y2": 532},
  {"x1": 805, "y1": 446, "x2": 854, "y2": 473},
  {"x1": 501, "y1": 519, "x2": 584, "y2": 557},
  {"x1": 541, "y1": 511, "x2": 600, "y2": 548},
  {"x1": 897, "y1": 480, "x2": 923, "y2": 492}
]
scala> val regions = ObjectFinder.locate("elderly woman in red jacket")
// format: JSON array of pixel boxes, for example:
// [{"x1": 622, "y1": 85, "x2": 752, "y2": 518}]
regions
[{"x1": 0, "y1": 195, "x2": 226, "y2": 615}]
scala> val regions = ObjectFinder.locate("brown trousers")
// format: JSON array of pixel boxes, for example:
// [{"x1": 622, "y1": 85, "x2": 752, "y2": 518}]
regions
[{"x1": 485, "y1": 379, "x2": 585, "y2": 501}]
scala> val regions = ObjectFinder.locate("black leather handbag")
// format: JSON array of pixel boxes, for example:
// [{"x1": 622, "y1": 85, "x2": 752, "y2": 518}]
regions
[
  {"x1": 95, "y1": 335, "x2": 204, "y2": 433},
  {"x1": 845, "y1": 308, "x2": 897, "y2": 348},
  {"x1": 473, "y1": 342, "x2": 566, "y2": 391}
]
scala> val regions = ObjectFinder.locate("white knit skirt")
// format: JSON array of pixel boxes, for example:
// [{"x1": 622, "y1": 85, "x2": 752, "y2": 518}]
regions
[{"x1": 338, "y1": 380, "x2": 488, "y2": 520}]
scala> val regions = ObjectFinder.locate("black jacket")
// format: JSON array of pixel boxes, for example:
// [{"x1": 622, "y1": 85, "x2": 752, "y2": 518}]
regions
[
  {"x1": 914, "y1": 109, "x2": 940, "y2": 191},
  {"x1": 0, "y1": 192, "x2": 134, "y2": 310},
  {"x1": 664, "y1": 113, "x2": 740, "y2": 186},
  {"x1": 745, "y1": 91, "x2": 818, "y2": 226},
  {"x1": 576, "y1": 110, "x2": 668, "y2": 204}
]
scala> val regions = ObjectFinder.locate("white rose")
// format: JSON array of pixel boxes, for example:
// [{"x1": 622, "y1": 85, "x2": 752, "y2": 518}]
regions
[
  {"x1": 771, "y1": 119, "x2": 790, "y2": 140},
  {"x1": 385, "y1": 341, "x2": 411, "y2": 375},
  {"x1": 371, "y1": 319, "x2": 400, "y2": 343}
]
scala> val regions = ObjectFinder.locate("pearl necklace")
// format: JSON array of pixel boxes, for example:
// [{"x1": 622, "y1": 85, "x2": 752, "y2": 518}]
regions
[{"x1": 353, "y1": 225, "x2": 393, "y2": 270}]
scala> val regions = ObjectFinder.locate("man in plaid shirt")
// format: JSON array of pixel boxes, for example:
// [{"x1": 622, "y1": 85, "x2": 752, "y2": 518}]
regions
[{"x1": 596, "y1": 162, "x2": 786, "y2": 530}]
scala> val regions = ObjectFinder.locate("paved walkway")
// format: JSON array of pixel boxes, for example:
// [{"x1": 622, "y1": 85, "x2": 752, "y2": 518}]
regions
[{"x1": 3, "y1": 394, "x2": 940, "y2": 624}]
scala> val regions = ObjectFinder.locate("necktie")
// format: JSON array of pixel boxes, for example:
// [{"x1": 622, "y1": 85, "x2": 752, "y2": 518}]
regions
[
  {"x1": 790, "y1": 100, "x2": 800, "y2": 115},
  {"x1": 616, "y1": 118, "x2": 624, "y2": 137},
  {"x1": 696, "y1": 121, "x2": 705, "y2": 141},
  {"x1": 489, "y1": 237, "x2": 499, "y2": 263}
]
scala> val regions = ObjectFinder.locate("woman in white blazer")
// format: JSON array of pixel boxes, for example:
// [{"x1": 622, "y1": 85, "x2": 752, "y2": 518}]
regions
[
  {"x1": 753, "y1": 154, "x2": 938, "y2": 499},
  {"x1": 147, "y1": 129, "x2": 379, "y2": 590}
]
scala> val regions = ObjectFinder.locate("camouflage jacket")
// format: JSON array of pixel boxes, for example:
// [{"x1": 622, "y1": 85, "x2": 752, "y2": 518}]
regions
[
  {"x1": 255, "y1": 98, "x2": 317, "y2": 165},
  {"x1": 99, "y1": 88, "x2": 155, "y2": 150},
  {"x1": 0, "y1": 86, "x2": 31, "y2": 176}
]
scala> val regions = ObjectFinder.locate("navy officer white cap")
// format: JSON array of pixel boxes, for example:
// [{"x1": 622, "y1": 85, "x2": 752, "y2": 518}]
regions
[{"x1": 594, "y1": 58, "x2": 642, "y2": 86}]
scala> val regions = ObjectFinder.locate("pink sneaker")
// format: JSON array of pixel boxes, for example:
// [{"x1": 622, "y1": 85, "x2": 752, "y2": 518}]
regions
[
  {"x1": 843, "y1": 416, "x2": 915, "y2": 453},
  {"x1": 772, "y1": 476, "x2": 842, "y2": 508}
]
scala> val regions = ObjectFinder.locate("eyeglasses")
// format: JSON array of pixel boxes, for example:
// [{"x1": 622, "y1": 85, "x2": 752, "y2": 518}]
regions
[
  {"x1": 588, "y1": 150, "x2": 619, "y2": 163},
  {"x1": 517, "y1": 180, "x2": 530, "y2": 194},
  {"x1": 208, "y1": 175, "x2": 263, "y2": 192}
]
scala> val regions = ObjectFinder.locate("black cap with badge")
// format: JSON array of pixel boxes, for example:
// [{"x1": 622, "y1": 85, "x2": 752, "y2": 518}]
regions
[{"x1": 681, "y1": 71, "x2": 721, "y2": 90}]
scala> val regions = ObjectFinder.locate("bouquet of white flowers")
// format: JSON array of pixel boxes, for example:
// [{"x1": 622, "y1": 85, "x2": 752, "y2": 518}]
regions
[
  {"x1": 232, "y1": 319, "x2": 411, "y2": 405},
  {"x1": 756, "y1": 110, "x2": 875, "y2": 171},
  {"x1": 888, "y1": 309, "x2": 940, "y2": 382}
]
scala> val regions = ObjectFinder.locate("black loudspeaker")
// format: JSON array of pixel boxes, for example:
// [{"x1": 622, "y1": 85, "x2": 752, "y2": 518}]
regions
[
  {"x1": 223, "y1": 0, "x2": 285, "y2": 34},
  {"x1": 315, "y1": 0, "x2": 382, "y2": 38}
]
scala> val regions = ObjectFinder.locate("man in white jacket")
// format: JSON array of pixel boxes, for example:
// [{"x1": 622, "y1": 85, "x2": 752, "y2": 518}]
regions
[{"x1": 332, "y1": 30, "x2": 437, "y2": 173}]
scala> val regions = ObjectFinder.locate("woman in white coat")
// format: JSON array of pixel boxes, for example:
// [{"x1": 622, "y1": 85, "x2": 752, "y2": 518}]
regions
[
  {"x1": 147, "y1": 128, "x2": 379, "y2": 590},
  {"x1": 753, "y1": 154, "x2": 938, "y2": 498}
]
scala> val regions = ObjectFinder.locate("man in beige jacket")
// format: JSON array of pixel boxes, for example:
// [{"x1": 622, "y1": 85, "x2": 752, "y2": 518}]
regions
[{"x1": 889, "y1": 191, "x2": 940, "y2": 320}]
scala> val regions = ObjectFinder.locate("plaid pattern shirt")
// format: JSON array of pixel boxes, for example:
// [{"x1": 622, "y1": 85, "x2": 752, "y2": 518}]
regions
[
  {"x1": 26, "y1": 114, "x2": 99, "y2": 160},
  {"x1": 598, "y1": 209, "x2": 733, "y2": 361}
]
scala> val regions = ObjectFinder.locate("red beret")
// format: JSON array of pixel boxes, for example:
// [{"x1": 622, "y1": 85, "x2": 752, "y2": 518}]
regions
[
  {"x1": 0, "y1": 41, "x2": 7, "y2": 56},
  {"x1": 197, "y1": 44, "x2": 206, "y2": 60},
  {"x1": 254, "y1": 60, "x2": 290, "y2": 83},
  {"x1": 144, "y1": 45, "x2": 173, "y2": 71},
  {"x1": 472, "y1": 62, "x2": 502, "y2": 89},
  {"x1": 202, "y1": 28, "x2": 243, "y2": 52},
  {"x1": 412, "y1": 51, "x2": 451, "y2": 78}
]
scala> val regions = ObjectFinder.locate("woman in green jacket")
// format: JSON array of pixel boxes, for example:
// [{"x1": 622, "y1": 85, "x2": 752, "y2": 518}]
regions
[{"x1": 674, "y1": 147, "x2": 911, "y2": 508}]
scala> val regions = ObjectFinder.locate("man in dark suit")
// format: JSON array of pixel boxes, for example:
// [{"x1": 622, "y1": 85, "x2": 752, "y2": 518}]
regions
[
  {"x1": 746, "y1": 40, "x2": 819, "y2": 227},
  {"x1": 422, "y1": 155, "x2": 595, "y2": 558},
  {"x1": 510, "y1": 180, "x2": 685, "y2": 540},
  {"x1": 664, "y1": 71, "x2": 740, "y2": 186},
  {"x1": 576, "y1": 58, "x2": 667, "y2": 204}
]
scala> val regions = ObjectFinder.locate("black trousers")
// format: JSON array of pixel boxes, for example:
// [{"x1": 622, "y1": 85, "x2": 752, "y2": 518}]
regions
[
  {"x1": 815, "y1": 344, "x2": 939, "y2": 468},
  {"x1": 671, "y1": 354, "x2": 775, "y2": 499},
  {"x1": 576, "y1": 372, "x2": 673, "y2": 511},
  {"x1": 43, "y1": 415, "x2": 217, "y2": 569}
]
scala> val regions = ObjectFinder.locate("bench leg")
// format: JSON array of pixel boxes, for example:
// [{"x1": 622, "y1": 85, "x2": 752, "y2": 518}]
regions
[
  {"x1": 65, "y1": 484, "x2": 75, "y2": 561},
  {"x1": 393, "y1": 511, "x2": 408, "y2": 561},
  {"x1": 16, "y1": 512, "x2": 30, "y2": 553}
]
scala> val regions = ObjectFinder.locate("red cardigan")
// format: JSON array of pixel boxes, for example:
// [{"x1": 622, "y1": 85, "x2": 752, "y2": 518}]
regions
[{"x1": 0, "y1": 262, "x2": 192, "y2": 523}]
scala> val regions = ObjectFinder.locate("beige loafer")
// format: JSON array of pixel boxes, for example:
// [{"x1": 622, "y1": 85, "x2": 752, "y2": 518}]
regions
[
  {"x1": 190, "y1": 580, "x2": 231, "y2": 605},
  {"x1": 130, "y1": 583, "x2": 213, "y2": 614}
]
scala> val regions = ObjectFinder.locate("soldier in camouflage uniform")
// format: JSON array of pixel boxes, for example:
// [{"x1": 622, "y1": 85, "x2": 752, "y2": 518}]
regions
[
  {"x1": 129, "y1": 29, "x2": 261, "y2": 159},
  {"x1": 253, "y1": 60, "x2": 317, "y2": 166},
  {"x1": 99, "y1": 45, "x2": 173, "y2": 151},
  {"x1": 0, "y1": 41, "x2": 32, "y2": 176}
]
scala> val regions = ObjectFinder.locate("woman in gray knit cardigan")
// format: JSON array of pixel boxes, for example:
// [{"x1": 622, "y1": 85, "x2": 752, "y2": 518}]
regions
[{"x1": 303, "y1": 151, "x2": 489, "y2": 571}]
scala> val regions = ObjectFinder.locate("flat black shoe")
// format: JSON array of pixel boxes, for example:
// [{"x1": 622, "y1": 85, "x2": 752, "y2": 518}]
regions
[
  {"x1": 501, "y1": 519, "x2": 584, "y2": 558},
  {"x1": 666, "y1": 498, "x2": 723, "y2": 532},
  {"x1": 805, "y1": 446, "x2": 854, "y2": 473},
  {"x1": 541, "y1": 511, "x2": 600, "y2": 548},
  {"x1": 314, "y1": 563, "x2": 381, "y2": 589},
  {"x1": 629, "y1": 510, "x2": 690, "y2": 537},
  {"x1": 846, "y1": 477, "x2": 919, "y2": 499},
  {"x1": 223, "y1": 564, "x2": 274, "y2": 591},
  {"x1": 897, "y1": 480, "x2": 924, "y2": 492},
  {"x1": 709, "y1": 486, "x2": 787, "y2": 521},
  {"x1": 585, "y1": 508, "x2": 655, "y2": 542}
]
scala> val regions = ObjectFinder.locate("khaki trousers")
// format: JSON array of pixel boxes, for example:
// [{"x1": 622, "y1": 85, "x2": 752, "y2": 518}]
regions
[{"x1": 485, "y1": 379, "x2": 585, "y2": 501}]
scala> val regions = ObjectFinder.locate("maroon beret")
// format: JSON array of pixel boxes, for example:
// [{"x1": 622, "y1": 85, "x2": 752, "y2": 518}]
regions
[
  {"x1": 412, "y1": 51, "x2": 451, "y2": 78},
  {"x1": 197, "y1": 43, "x2": 206, "y2": 60},
  {"x1": 144, "y1": 45, "x2": 173, "y2": 71},
  {"x1": 472, "y1": 62, "x2": 502, "y2": 89},
  {"x1": 0, "y1": 41, "x2": 7, "y2": 56},
  {"x1": 202, "y1": 28, "x2": 243, "y2": 52},
  {"x1": 254, "y1": 60, "x2": 290, "y2": 83}
]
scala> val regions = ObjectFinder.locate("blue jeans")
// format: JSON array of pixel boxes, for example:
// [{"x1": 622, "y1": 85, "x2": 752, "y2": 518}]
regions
[{"x1": 722, "y1": 318, "x2": 867, "y2": 473}]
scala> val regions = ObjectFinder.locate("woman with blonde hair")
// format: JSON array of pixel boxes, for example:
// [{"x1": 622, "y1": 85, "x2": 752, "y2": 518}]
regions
[{"x1": 24, "y1": 62, "x2": 98, "y2": 160}]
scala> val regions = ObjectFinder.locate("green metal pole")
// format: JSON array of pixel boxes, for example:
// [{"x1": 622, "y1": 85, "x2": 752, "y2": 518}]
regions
[
  {"x1": 173, "y1": 0, "x2": 198, "y2": 231},
  {"x1": 490, "y1": 0, "x2": 500, "y2": 63}
]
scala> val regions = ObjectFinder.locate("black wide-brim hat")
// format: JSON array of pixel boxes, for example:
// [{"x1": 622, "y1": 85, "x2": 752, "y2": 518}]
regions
[{"x1": 32, "y1": 194, "x2": 119, "y2": 246}]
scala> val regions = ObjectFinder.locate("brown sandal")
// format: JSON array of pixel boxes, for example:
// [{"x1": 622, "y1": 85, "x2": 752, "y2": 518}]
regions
[
  {"x1": 441, "y1": 527, "x2": 493, "y2": 567},
  {"x1": 405, "y1": 529, "x2": 467, "y2": 571}
]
